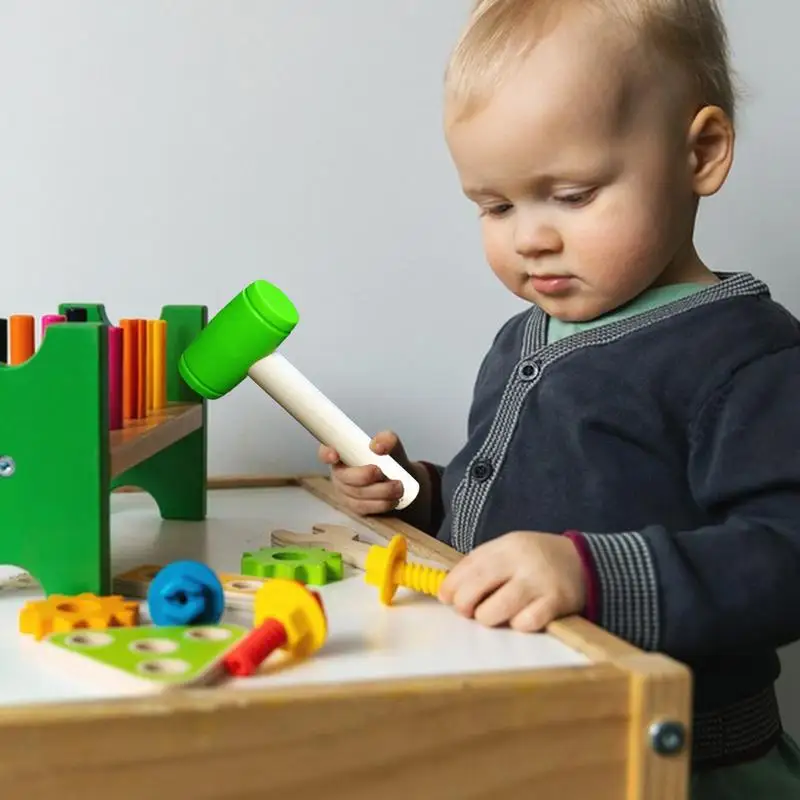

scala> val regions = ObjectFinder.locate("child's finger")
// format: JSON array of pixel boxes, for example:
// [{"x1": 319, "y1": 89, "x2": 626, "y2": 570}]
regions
[
  {"x1": 438, "y1": 548, "x2": 482, "y2": 602},
  {"x1": 339, "y1": 478, "x2": 404, "y2": 504},
  {"x1": 452, "y1": 574, "x2": 506, "y2": 619},
  {"x1": 439, "y1": 546, "x2": 508, "y2": 615},
  {"x1": 332, "y1": 463, "x2": 386, "y2": 488},
  {"x1": 472, "y1": 579, "x2": 534, "y2": 628},
  {"x1": 509, "y1": 596, "x2": 557, "y2": 633},
  {"x1": 318, "y1": 444, "x2": 340, "y2": 464},
  {"x1": 371, "y1": 430, "x2": 401, "y2": 456},
  {"x1": 347, "y1": 496, "x2": 400, "y2": 516}
]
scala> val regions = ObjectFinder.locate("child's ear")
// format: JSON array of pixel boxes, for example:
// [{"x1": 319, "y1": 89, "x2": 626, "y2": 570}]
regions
[{"x1": 687, "y1": 105, "x2": 735, "y2": 197}]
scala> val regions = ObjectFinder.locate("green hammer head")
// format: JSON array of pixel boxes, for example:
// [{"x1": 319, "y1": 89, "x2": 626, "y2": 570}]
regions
[{"x1": 179, "y1": 280, "x2": 299, "y2": 399}]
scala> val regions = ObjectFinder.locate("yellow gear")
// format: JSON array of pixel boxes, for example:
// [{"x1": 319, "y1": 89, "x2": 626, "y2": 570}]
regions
[{"x1": 19, "y1": 592, "x2": 140, "y2": 641}]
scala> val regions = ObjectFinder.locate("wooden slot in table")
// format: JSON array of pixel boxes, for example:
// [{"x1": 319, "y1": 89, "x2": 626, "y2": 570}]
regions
[{"x1": 0, "y1": 476, "x2": 692, "y2": 799}]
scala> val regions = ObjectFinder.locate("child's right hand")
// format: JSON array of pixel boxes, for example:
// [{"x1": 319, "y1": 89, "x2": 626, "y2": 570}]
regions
[{"x1": 318, "y1": 430, "x2": 415, "y2": 516}]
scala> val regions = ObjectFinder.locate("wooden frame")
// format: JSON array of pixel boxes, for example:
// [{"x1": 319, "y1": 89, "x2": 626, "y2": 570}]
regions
[{"x1": 0, "y1": 476, "x2": 692, "y2": 799}]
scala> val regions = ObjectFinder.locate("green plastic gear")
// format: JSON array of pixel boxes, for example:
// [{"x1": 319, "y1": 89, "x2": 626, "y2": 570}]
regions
[{"x1": 240, "y1": 546, "x2": 343, "y2": 585}]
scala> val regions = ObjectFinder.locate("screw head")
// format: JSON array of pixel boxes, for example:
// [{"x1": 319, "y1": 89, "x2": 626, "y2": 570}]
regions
[
  {"x1": 0, "y1": 456, "x2": 15, "y2": 478},
  {"x1": 649, "y1": 720, "x2": 686, "y2": 755}
]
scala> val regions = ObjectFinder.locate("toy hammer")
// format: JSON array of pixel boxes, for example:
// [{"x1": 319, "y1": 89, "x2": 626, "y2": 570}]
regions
[{"x1": 178, "y1": 280, "x2": 419, "y2": 509}]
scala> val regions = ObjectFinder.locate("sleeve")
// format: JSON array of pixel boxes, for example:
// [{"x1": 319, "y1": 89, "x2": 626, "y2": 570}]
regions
[
  {"x1": 565, "y1": 344, "x2": 800, "y2": 663},
  {"x1": 418, "y1": 461, "x2": 445, "y2": 534}
]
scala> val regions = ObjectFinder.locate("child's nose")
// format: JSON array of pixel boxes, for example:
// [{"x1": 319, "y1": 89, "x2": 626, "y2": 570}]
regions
[{"x1": 514, "y1": 218, "x2": 563, "y2": 258}]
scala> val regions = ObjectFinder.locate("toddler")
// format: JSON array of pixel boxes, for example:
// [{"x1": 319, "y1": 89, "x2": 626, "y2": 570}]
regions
[{"x1": 320, "y1": 1, "x2": 800, "y2": 795}]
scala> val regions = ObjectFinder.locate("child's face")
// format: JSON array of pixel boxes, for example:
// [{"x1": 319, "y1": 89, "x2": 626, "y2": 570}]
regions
[{"x1": 445, "y1": 14, "x2": 717, "y2": 322}]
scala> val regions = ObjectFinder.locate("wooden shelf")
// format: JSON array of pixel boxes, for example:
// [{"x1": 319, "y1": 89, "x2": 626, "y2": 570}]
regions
[{"x1": 110, "y1": 402, "x2": 203, "y2": 478}]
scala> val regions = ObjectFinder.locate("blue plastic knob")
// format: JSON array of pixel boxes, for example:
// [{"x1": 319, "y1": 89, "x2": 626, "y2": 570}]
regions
[{"x1": 147, "y1": 560, "x2": 224, "y2": 626}]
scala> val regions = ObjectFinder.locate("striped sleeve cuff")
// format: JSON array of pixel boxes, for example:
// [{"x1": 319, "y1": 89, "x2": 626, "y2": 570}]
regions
[{"x1": 565, "y1": 531, "x2": 661, "y2": 652}]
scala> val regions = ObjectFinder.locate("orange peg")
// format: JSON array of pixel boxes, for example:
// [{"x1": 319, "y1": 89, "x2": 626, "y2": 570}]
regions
[
  {"x1": 120, "y1": 319, "x2": 139, "y2": 420},
  {"x1": 136, "y1": 319, "x2": 147, "y2": 418},
  {"x1": 152, "y1": 319, "x2": 167, "y2": 409},
  {"x1": 9, "y1": 314, "x2": 35, "y2": 365},
  {"x1": 146, "y1": 319, "x2": 156, "y2": 413}
]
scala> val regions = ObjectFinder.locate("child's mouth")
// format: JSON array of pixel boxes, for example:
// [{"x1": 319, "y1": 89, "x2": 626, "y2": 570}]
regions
[{"x1": 528, "y1": 274, "x2": 574, "y2": 295}]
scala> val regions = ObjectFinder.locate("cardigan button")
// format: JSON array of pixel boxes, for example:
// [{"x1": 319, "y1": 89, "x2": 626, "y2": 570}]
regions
[
  {"x1": 470, "y1": 459, "x2": 493, "y2": 482},
  {"x1": 518, "y1": 359, "x2": 541, "y2": 381}
]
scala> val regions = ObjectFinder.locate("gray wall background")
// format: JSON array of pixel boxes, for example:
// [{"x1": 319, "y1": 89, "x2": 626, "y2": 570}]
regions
[{"x1": 3, "y1": 1, "x2": 800, "y2": 733}]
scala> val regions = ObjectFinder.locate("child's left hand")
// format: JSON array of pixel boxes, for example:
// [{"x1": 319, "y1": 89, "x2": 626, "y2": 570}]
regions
[{"x1": 438, "y1": 531, "x2": 586, "y2": 632}]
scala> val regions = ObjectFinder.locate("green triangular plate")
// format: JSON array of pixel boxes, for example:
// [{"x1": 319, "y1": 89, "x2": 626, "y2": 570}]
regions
[{"x1": 43, "y1": 623, "x2": 248, "y2": 692}]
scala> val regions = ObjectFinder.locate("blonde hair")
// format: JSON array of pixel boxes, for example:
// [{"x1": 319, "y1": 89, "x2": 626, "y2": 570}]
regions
[{"x1": 444, "y1": 0, "x2": 738, "y2": 123}]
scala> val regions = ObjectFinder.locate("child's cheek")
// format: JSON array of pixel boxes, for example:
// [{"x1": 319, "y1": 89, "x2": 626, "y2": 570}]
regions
[
  {"x1": 575, "y1": 204, "x2": 665, "y2": 289},
  {"x1": 482, "y1": 223, "x2": 516, "y2": 280}
]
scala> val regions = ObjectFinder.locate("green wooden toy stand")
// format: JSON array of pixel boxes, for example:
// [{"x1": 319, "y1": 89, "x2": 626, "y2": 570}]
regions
[{"x1": 0, "y1": 302, "x2": 208, "y2": 596}]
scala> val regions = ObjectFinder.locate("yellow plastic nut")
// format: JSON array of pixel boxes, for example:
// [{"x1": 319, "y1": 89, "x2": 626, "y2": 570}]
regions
[
  {"x1": 364, "y1": 535, "x2": 449, "y2": 605},
  {"x1": 19, "y1": 593, "x2": 140, "y2": 641},
  {"x1": 253, "y1": 579, "x2": 327, "y2": 658}
]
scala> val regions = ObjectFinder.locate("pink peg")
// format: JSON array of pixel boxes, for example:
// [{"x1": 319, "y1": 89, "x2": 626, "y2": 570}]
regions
[
  {"x1": 41, "y1": 314, "x2": 66, "y2": 339},
  {"x1": 108, "y1": 326, "x2": 123, "y2": 430}
]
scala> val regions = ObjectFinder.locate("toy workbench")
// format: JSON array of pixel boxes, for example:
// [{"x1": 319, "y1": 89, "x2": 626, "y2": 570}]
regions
[{"x1": 0, "y1": 305, "x2": 692, "y2": 799}]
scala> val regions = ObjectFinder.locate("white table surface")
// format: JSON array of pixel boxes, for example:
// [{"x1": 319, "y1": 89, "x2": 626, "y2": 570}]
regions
[{"x1": 0, "y1": 485, "x2": 589, "y2": 707}]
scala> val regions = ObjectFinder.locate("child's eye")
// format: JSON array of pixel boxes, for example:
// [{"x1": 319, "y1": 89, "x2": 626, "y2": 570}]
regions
[
  {"x1": 481, "y1": 202, "x2": 513, "y2": 217},
  {"x1": 554, "y1": 189, "x2": 596, "y2": 207}
]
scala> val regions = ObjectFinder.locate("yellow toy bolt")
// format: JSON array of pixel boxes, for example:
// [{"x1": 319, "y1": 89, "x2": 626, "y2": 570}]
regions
[
  {"x1": 365, "y1": 534, "x2": 449, "y2": 605},
  {"x1": 221, "y1": 579, "x2": 328, "y2": 677}
]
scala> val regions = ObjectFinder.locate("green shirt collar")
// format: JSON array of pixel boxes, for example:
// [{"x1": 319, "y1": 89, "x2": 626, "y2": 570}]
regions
[{"x1": 547, "y1": 283, "x2": 708, "y2": 344}]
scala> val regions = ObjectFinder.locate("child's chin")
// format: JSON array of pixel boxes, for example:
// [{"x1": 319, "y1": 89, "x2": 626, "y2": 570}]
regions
[{"x1": 540, "y1": 296, "x2": 609, "y2": 323}]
